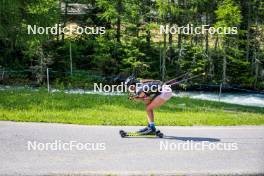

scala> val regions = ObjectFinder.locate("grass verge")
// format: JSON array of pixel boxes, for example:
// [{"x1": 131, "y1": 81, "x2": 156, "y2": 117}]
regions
[{"x1": 0, "y1": 89, "x2": 263, "y2": 126}]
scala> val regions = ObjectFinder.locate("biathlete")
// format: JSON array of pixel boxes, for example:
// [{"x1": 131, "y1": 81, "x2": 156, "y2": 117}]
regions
[{"x1": 125, "y1": 76, "x2": 173, "y2": 135}]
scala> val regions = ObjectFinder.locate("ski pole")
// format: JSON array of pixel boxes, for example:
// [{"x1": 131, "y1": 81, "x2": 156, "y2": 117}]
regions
[
  {"x1": 164, "y1": 72, "x2": 190, "y2": 85},
  {"x1": 168, "y1": 72, "x2": 206, "y2": 86}
]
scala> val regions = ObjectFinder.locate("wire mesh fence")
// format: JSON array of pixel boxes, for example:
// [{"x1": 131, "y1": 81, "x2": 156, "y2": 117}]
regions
[
  {"x1": 0, "y1": 68, "x2": 126, "y2": 92},
  {"x1": 0, "y1": 68, "x2": 263, "y2": 95}
]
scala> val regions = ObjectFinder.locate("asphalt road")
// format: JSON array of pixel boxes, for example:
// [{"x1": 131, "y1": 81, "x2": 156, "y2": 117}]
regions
[{"x1": 0, "y1": 121, "x2": 264, "y2": 176}]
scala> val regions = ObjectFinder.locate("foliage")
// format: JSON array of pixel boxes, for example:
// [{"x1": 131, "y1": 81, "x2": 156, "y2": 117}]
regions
[{"x1": 0, "y1": 0, "x2": 263, "y2": 90}]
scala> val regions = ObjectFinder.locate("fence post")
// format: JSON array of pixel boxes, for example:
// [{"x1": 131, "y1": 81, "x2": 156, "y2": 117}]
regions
[
  {"x1": 70, "y1": 42, "x2": 73, "y2": 76},
  {"x1": 218, "y1": 83, "x2": 222, "y2": 101},
  {"x1": 47, "y1": 68, "x2": 50, "y2": 92},
  {"x1": 1, "y1": 68, "x2": 4, "y2": 80}
]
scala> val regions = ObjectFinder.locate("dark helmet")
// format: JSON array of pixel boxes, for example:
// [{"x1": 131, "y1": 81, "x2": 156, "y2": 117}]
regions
[{"x1": 124, "y1": 75, "x2": 139, "y2": 86}]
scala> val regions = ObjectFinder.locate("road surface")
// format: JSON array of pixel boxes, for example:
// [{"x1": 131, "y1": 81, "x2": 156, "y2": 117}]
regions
[{"x1": 0, "y1": 121, "x2": 264, "y2": 175}]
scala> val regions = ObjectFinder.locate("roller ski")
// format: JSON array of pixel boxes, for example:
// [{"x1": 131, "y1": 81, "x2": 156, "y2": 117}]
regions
[{"x1": 119, "y1": 127, "x2": 164, "y2": 138}]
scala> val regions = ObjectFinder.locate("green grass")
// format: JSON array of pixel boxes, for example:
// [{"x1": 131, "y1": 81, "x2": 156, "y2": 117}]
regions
[{"x1": 0, "y1": 89, "x2": 264, "y2": 126}]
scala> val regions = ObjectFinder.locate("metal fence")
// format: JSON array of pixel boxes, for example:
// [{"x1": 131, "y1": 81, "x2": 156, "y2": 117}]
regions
[
  {"x1": 0, "y1": 68, "x2": 125, "y2": 92},
  {"x1": 0, "y1": 68, "x2": 263, "y2": 97}
]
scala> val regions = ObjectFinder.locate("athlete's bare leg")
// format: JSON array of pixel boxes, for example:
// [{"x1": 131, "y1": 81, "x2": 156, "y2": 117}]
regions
[{"x1": 146, "y1": 97, "x2": 167, "y2": 123}]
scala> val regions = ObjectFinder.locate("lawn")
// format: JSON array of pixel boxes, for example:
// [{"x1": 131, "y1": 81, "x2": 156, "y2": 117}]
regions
[{"x1": 0, "y1": 89, "x2": 263, "y2": 126}]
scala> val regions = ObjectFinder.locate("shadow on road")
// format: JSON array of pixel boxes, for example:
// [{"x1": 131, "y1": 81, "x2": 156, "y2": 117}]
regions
[
  {"x1": 122, "y1": 135, "x2": 220, "y2": 142},
  {"x1": 163, "y1": 136, "x2": 220, "y2": 142}
]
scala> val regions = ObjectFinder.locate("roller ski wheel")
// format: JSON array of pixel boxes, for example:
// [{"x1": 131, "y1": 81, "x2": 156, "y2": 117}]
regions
[
  {"x1": 119, "y1": 130, "x2": 127, "y2": 138},
  {"x1": 156, "y1": 130, "x2": 164, "y2": 138}
]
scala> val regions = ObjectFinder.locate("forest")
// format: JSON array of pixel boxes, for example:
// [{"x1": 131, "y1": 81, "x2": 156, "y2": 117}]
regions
[{"x1": 0, "y1": 0, "x2": 263, "y2": 90}]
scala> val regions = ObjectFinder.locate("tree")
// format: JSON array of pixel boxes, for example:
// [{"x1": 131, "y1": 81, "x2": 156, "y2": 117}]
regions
[{"x1": 215, "y1": 0, "x2": 241, "y2": 84}]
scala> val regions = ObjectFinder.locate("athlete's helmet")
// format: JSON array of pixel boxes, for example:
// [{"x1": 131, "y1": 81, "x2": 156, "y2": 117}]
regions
[{"x1": 124, "y1": 75, "x2": 139, "y2": 86}]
